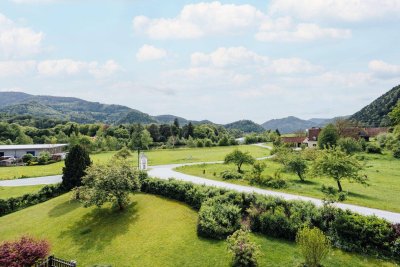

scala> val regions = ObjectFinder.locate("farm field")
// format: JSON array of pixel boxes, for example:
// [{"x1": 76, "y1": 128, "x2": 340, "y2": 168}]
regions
[
  {"x1": 0, "y1": 185, "x2": 45, "y2": 199},
  {"x1": 176, "y1": 151, "x2": 400, "y2": 212},
  {"x1": 0, "y1": 145, "x2": 270, "y2": 180},
  {"x1": 0, "y1": 193, "x2": 395, "y2": 267}
]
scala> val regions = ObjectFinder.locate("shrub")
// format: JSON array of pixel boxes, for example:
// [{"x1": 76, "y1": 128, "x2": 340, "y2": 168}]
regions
[
  {"x1": 227, "y1": 229, "x2": 261, "y2": 267},
  {"x1": 114, "y1": 147, "x2": 132, "y2": 159},
  {"x1": 296, "y1": 226, "x2": 330, "y2": 267},
  {"x1": 332, "y1": 211, "x2": 395, "y2": 254},
  {"x1": 393, "y1": 144, "x2": 400, "y2": 159},
  {"x1": 392, "y1": 238, "x2": 400, "y2": 258},
  {"x1": 197, "y1": 198, "x2": 241, "y2": 239},
  {"x1": 248, "y1": 175, "x2": 286, "y2": 189},
  {"x1": 337, "y1": 137, "x2": 363, "y2": 154},
  {"x1": 0, "y1": 236, "x2": 50, "y2": 267},
  {"x1": 221, "y1": 170, "x2": 243, "y2": 180},
  {"x1": 22, "y1": 153, "x2": 34, "y2": 163},
  {"x1": 366, "y1": 144, "x2": 382, "y2": 154},
  {"x1": 37, "y1": 151, "x2": 51, "y2": 165}
]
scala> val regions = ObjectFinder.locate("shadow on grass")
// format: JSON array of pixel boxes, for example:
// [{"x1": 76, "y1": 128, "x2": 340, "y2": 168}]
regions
[
  {"x1": 291, "y1": 179, "x2": 319, "y2": 186},
  {"x1": 48, "y1": 199, "x2": 80, "y2": 218},
  {"x1": 348, "y1": 191, "x2": 378, "y2": 201},
  {"x1": 59, "y1": 201, "x2": 139, "y2": 252}
]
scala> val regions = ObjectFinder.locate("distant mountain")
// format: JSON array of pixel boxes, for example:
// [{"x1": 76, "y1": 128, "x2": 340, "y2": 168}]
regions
[
  {"x1": 261, "y1": 116, "x2": 316, "y2": 134},
  {"x1": 350, "y1": 84, "x2": 400, "y2": 127},
  {"x1": 224, "y1": 120, "x2": 265, "y2": 133},
  {"x1": 154, "y1": 115, "x2": 215, "y2": 125},
  {"x1": 0, "y1": 92, "x2": 136, "y2": 124},
  {"x1": 0, "y1": 92, "x2": 215, "y2": 126}
]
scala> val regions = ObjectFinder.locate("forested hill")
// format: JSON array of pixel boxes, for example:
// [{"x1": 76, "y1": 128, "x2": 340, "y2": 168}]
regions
[
  {"x1": 0, "y1": 92, "x2": 215, "y2": 127},
  {"x1": 350, "y1": 85, "x2": 400, "y2": 127},
  {"x1": 224, "y1": 120, "x2": 265, "y2": 133}
]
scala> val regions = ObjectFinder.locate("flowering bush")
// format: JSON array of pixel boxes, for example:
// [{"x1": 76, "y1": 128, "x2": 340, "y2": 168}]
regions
[{"x1": 0, "y1": 236, "x2": 50, "y2": 267}]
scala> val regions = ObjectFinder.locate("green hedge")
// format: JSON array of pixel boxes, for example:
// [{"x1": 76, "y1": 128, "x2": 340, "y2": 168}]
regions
[
  {"x1": 0, "y1": 184, "x2": 66, "y2": 217},
  {"x1": 141, "y1": 177, "x2": 400, "y2": 261}
]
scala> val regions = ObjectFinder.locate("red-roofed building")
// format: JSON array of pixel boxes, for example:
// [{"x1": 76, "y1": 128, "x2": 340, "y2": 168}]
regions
[
  {"x1": 281, "y1": 136, "x2": 306, "y2": 148},
  {"x1": 304, "y1": 127, "x2": 322, "y2": 148}
]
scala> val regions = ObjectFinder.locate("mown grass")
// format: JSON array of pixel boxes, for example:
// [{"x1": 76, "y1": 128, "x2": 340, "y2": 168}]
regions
[
  {"x1": 0, "y1": 193, "x2": 396, "y2": 267},
  {"x1": 0, "y1": 145, "x2": 270, "y2": 180},
  {"x1": 0, "y1": 185, "x2": 45, "y2": 199},
  {"x1": 176, "y1": 151, "x2": 400, "y2": 212}
]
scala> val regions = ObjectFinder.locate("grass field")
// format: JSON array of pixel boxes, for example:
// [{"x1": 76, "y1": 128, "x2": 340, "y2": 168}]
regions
[
  {"x1": 0, "y1": 185, "x2": 45, "y2": 199},
  {"x1": 0, "y1": 145, "x2": 270, "y2": 180},
  {"x1": 176, "y1": 151, "x2": 400, "y2": 212},
  {"x1": 0, "y1": 193, "x2": 396, "y2": 267}
]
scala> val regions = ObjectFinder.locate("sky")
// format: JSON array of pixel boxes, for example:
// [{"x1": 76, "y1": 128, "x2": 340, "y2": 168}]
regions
[{"x1": 0, "y1": 0, "x2": 399, "y2": 124}]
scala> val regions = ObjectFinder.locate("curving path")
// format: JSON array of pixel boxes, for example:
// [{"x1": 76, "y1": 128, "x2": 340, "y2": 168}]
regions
[{"x1": 1, "y1": 144, "x2": 400, "y2": 223}]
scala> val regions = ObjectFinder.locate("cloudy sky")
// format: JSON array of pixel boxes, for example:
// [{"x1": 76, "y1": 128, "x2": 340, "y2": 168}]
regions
[{"x1": 0, "y1": 0, "x2": 399, "y2": 124}]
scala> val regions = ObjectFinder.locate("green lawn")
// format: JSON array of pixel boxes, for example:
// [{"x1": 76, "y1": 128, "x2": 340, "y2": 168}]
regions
[
  {"x1": 176, "y1": 152, "x2": 400, "y2": 212},
  {"x1": 0, "y1": 185, "x2": 45, "y2": 199},
  {"x1": 0, "y1": 193, "x2": 395, "y2": 267},
  {"x1": 0, "y1": 145, "x2": 270, "y2": 180}
]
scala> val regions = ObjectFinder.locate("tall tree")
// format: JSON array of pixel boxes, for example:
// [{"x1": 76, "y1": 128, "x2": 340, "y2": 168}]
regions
[
  {"x1": 187, "y1": 122, "x2": 194, "y2": 138},
  {"x1": 318, "y1": 124, "x2": 339, "y2": 149},
  {"x1": 311, "y1": 147, "x2": 367, "y2": 192},
  {"x1": 62, "y1": 144, "x2": 91, "y2": 190}
]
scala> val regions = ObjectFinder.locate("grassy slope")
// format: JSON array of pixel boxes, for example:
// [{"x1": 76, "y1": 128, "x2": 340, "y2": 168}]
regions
[
  {"x1": 176, "y1": 152, "x2": 400, "y2": 212},
  {"x1": 0, "y1": 193, "x2": 395, "y2": 267},
  {"x1": 0, "y1": 145, "x2": 270, "y2": 180},
  {"x1": 0, "y1": 185, "x2": 45, "y2": 199}
]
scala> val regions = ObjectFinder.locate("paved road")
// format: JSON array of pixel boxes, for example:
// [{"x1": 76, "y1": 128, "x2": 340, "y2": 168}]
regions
[
  {"x1": 0, "y1": 175, "x2": 62, "y2": 186},
  {"x1": 1, "y1": 144, "x2": 400, "y2": 223}
]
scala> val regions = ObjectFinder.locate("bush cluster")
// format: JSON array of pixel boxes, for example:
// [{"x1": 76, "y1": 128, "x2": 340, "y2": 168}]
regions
[
  {"x1": 140, "y1": 177, "x2": 400, "y2": 260},
  {"x1": 366, "y1": 144, "x2": 382, "y2": 154},
  {"x1": 0, "y1": 184, "x2": 65, "y2": 217},
  {"x1": 221, "y1": 170, "x2": 243, "y2": 180}
]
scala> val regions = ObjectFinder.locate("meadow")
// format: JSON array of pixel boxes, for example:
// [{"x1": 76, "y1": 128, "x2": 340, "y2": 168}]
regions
[
  {"x1": 176, "y1": 151, "x2": 400, "y2": 212},
  {"x1": 0, "y1": 192, "x2": 396, "y2": 267},
  {"x1": 0, "y1": 145, "x2": 270, "y2": 180}
]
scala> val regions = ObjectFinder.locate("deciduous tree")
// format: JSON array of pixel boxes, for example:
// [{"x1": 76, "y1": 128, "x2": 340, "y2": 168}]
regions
[
  {"x1": 311, "y1": 147, "x2": 367, "y2": 192},
  {"x1": 224, "y1": 149, "x2": 255, "y2": 173}
]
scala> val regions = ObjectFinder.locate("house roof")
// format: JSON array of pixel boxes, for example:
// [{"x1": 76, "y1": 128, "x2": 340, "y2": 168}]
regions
[
  {"x1": 364, "y1": 127, "x2": 389, "y2": 137},
  {"x1": 282, "y1": 137, "x2": 306, "y2": 143},
  {"x1": 0, "y1": 144, "x2": 68, "y2": 150},
  {"x1": 307, "y1": 128, "x2": 321, "y2": 141}
]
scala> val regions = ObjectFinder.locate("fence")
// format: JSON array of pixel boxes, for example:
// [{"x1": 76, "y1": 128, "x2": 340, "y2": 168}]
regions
[{"x1": 34, "y1": 255, "x2": 77, "y2": 267}]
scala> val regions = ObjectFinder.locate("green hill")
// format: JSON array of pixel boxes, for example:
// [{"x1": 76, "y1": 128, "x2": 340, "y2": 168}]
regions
[
  {"x1": 224, "y1": 120, "x2": 265, "y2": 133},
  {"x1": 350, "y1": 84, "x2": 400, "y2": 127}
]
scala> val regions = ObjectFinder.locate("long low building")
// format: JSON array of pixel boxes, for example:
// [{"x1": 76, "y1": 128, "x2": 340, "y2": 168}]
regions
[{"x1": 0, "y1": 144, "x2": 68, "y2": 158}]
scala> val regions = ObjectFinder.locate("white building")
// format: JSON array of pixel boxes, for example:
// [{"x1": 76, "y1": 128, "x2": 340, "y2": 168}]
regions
[
  {"x1": 0, "y1": 144, "x2": 68, "y2": 158},
  {"x1": 139, "y1": 152, "x2": 148, "y2": 170}
]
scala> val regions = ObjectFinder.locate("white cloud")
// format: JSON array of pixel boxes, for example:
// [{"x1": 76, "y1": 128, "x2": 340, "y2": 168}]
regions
[
  {"x1": 37, "y1": 59, "x2": 121, "y2": 78},
  {"x1": 268, "y1": 58, "x2": 323, "y2": 74},
  {"x1": 133, "y1": 1, "x2": 265, "y2": 39},
  {"x1": 191, "y1": 47, "x2": 267, "y2": 68},
  {"x1": 0, "y1": 60, "x2": 36, "y2": 76},
  {"x1": 368, "y1": 60, "x2": 400, "y2": 77},
  {"x1": 256, "y1": 17, "x2": 351, "y2": 42},
  {"x1": 190, "y1": 47, "x2": 321, "y2": 74},
  {"x1": 136, "y1": 44, "x2": 167, "y2": 61},
  {"x1": 268, "y1": 0, "x2": 400, "y2": 22},
  {"x1": 0, "y1": 13, "x2": 43, "y2": 58}
]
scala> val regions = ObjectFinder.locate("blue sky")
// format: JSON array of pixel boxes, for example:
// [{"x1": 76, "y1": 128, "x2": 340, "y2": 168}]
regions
[{"x1": 0, "y1": 0, "x2": 399, "y2": 124}]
